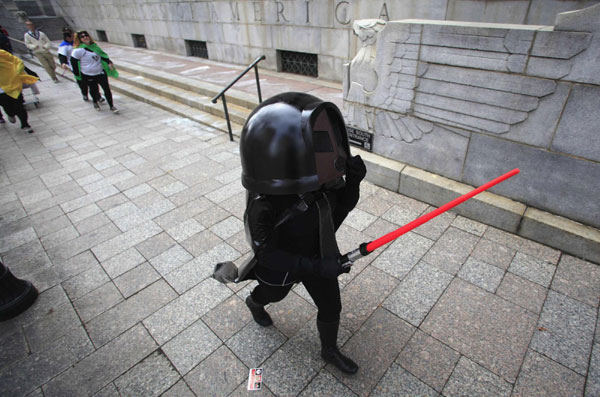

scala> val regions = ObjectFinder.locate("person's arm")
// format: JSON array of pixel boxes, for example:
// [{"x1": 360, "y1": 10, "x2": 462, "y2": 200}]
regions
[
  {"x1": 70, "y1": 50, "x2": 81, "y2": 76},
  {"x1": 24, "y1": 34, "x2": 37, "y2": 50},
  {"x1": 40, "y1": 32, "x2": 51, "y2": 50},
  {"x1": 332, "y1": 155, "x2": 366, "y2": 229},
  {"x1": 247, "y1": 195, "x2": 342, "y2": 278},
  {"x1": 58, "y1": 53, "x2": 68, "y2": 67}
]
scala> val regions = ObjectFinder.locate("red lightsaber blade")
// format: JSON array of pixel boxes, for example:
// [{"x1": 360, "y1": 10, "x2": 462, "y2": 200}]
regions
[{"x1": 340, "y1": 168, "x2": 520, "y2": 266}]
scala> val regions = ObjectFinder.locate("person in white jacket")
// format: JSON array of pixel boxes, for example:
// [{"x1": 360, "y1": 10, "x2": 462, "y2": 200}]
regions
[{"x1": 23, "y1": 20, "x2": 58, "y2": 82}]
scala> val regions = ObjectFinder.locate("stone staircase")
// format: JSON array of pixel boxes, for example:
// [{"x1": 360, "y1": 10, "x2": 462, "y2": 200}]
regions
[{"x1": 111, "y1": 61, "x2": 258, "y2": 136}]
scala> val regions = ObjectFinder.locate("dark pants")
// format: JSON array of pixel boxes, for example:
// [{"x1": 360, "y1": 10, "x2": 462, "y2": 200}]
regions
[
  {"x1": 252, "y1": 276, "x2": 342, "y2": 323},
  {"x1": 83, "y1": 72, "x2": 113, "y2": 107},
  {"x1": 0, "y1": 93, "x2": 28, "y2": 128},
  {"x1": 76, "y1": 78, "x2": 88, "y2": 97}
]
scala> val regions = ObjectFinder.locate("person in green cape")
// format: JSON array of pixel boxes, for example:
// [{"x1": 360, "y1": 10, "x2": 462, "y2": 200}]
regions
[{"x1": 71, "y1": 30, "x2": 119, "y2": 113}]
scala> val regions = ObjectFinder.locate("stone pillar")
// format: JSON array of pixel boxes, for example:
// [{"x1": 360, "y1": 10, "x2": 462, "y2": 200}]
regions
[{"x1": 0, "y1": 261, "x2": 38, "y2": 321}]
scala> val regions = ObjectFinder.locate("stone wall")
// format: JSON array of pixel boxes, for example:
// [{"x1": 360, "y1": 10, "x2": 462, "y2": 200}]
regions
[
  {"x1": 30, "y1": 0, "x2": 599, "y2": 82},
  {"x1": 343, "y1": 4, "x2": 600, "y2": 229}
]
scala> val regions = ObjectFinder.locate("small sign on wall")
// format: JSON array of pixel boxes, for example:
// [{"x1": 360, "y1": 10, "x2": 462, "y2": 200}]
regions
[{"x1": 346, "y1": 126, "x2": 374, "y2": 152}]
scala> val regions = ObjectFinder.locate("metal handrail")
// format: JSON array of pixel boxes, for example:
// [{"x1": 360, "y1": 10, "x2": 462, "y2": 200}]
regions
[{"x1": 211, "y1": 55, "x2": 265, "y2": 141}]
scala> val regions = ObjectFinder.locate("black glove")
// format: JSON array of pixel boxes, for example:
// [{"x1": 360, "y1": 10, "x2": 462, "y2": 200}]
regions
[
  {"x1": 318, "y1": 256, "x2": 350, "y2": 278},
  {"x1": 345, "y1": 155, "x2": 366, "y2": 185}
]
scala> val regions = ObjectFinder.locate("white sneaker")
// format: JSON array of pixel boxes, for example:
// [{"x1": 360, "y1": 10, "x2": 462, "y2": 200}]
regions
[{"x1": 110, "y1": 106, "x2": 119, "y2": 114}]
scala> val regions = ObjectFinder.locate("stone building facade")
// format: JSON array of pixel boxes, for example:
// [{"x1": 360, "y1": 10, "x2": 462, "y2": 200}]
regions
[
  {"x1": 5, "y1": 0, "x2": 596, "y2": 82},
  {"x1": 343, "y1": 4, "x2": 600, "y2": 229}
]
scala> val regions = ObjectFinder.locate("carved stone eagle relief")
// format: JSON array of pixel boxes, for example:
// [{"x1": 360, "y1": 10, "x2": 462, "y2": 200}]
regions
[{"x1": 343, "y1": 19, "x2": 591, "y2": 143}]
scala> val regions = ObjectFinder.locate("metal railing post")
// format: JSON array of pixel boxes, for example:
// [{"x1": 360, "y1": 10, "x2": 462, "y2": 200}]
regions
[
  {"x1": 211, "y1": 55, "x2": 266, "y2": 141},
  {"x1": 221, "y1": 95, "x2": 234, "y2": 142},
  {"x1": 254, "y1": 65, "x2": 262, "y2": 103}
]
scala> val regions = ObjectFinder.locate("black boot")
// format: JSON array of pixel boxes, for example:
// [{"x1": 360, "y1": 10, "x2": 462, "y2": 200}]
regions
[
  {"x1": 317, "y1": 319, "x2": 358, "y2": 374},
  {"x1": 0, "y1": 261, "x2": 38, "y2": 321},
  {"x1": 245, "y1": 294, "x2": 273, "y2": 326}
]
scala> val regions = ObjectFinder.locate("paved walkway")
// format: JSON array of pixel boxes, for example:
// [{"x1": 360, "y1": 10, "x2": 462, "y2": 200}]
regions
[
  {"x1": 0, "y1": 54, "x2": 599, "y2": 397},
  {"x1": 101, "y1": 42, "x2": 344, "y2": 109}
]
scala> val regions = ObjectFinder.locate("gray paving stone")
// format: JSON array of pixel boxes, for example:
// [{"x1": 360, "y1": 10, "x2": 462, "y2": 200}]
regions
[
  {"x1": 508, "y1": 252, "x2": 557, "y2": 288},
  {"x1": 42, "y1": 324, "x2": 158, "y2": 397},
  {"x1": 148, "y1": 244, "x2": 193, "y2": 276},
  {"x1": 210, "y1": 215, "x2": 244, "y2": 240},
  {"x1": 267, "y1": 291, "x2": 318, "y2": 338},
  {"x1": 381, "y1": 196, "x2": 429, "y2": 226},
  {"x1": 341, "y1": 266, "x2": 399, "y2": 332},
  {"x1": 87, "y1": 280, "x2": 177, "y2": 347},
  {"x1": 457, "y1": 257, "x2": 505, "y2": 293},
  {"x1": 161, "y1": 380, "x2": 196, "y2": 397},
  {"x1": 164, "y1": 242, "x2": 240, "y2": 293},
  {"x1": 0, "y1": 328, "x2": 29, "y2": 369},
  {"x1": 363, "y1": 217, "x2": 399, "y2": 240},
  {"x1": 105, "y1": 201, "x2": 138, "y2": 221},
  {"x1": 113, "y1": 350, "x2": 180, "y2": 397},
  {"x1": 0, "y1": 227, "x2": 37, "y2": 253},
  {"x1": 73, "y1": 212, "x2": 112, "y2": 235},
  {"x1": 0, "y1": 326, "x2": 93, "y2": 397},
  {"x1": 531, "y1": 290, "x2": 596, "y2": 375},
  {"x1": 165, "y1": 219, "x2": 205, "y2": 242},
  {"x1": 49, "y1": 222, "x2": 121, "y2": 261},
  {"x1": 413, "y1": 208, "x2": 456, "y2": 240},
  {"x1": 92, "y1": 221, "x2": 162, "y2": 262},
  {"x1": 332, "y1": 308, "x2": 414, "y2": 396},
  {"x1": 101, "y1": 247, "x2": 147, "y2": 279},
  {"x1": 423, "y1": 227, "x2": 479, "y2": 275},
  {"x1": 194, "y1": 205, "x2": 230, "y2": 228},
  {"x1": 551, "y1": 255, "x2": 600, "y2": 307},
  {"x1": 181, "y1": 228, "x2": 223, "y2": 257},
  {"x1": 587, "y1": 343, "x2": 600, "y2": 397},
  {"x1": 202, "y1": 295, "x2": 252, "y2": 341},
  {"x1": 134, "y1": 231, "x2": 176, "y2": 260},
  {"x1": 450, "y1": 215, "x2": 488, "y2": 236},
  {"x1": 262, "y1": 346, "x2": 318, "y2": 396},
  {"x1": 154, "y1": 197, "x2": 213, "y2": 230},
  {"x1": 185, "y1": 346, "x2": 247, "y2": 397},
  {"x1": 372, "y1": 363, "x2": 437, "y2": 397},
  {"x1": 73, "y1": 281, "x2": 124, "y2": 322},
  {"x1": 62, "y1": 264, "x2": 110, "y2": 301},
  {"x1": 518, "y1": 239, "x2": 562, "y2": 264},
  {"x1": 371, "y1": 231, "x2": 434, "y2": 279},
  {"x1": 143, "y1": 278, "x2": 232, "y2": 345},
  {"x1": 162, "y1": 319, "x2": 222, "y2": 375},
  {"x1": 113, "y1": 262, "x2": 160, "y2": 298},
  {"x1": 35, "y1": 214, "x2": 72, "y2": 238},
  {"x1": 96, "y1": 192, "x2": 129, "y2": 211},
  {"x1": 66, "y1": 203, "x2": 102, "y2": 224},
  {"x1": 23, "y1": 303, "x2": 82, "y2": 353},
  {"x1": 383, "y1": 261, "x2": 453, "y2": 327},
  {"x1": 343, "y1": 208, "x2": 378, "y2": 232},
  {"x1": 123, "y1": 183, "x2": 154, "y2": 199},
  {"x1": 40, "y1": 225, "x2": 79, "y2": 250},
  {"x1": 227, "y1": 321, "x2": 288, "y2": 367},
  {"x1": 442, "y1": 356, "x2": 511, "y2": 397},
  {"x1": 298, "y1": 370, "x2": 356, "y2": 397},
  {"x1": 496, "y1": 272, "x2": 547, "y2": 314},
  {"x1": 421, "y1": 278, "x2": 537, "y2": 382},
  {"x1": 513, "y1": 349, "x2": 585, "y2": 397},
  {"x1": 483, "y1": 226, "x2": 526, "y2": 250},
  {"x1": 356, "y1": 194, "x2": 393, "y2": 217},
  {"x1": 470, "y1": 238, "x2": 516, "y2": 270},
  {"x1": 397, "y1": 330, "x2": 460, "y2": 392}
]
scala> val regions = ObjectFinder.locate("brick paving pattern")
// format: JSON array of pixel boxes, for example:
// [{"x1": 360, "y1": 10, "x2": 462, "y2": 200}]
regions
[{"x1": 0, "y1": 54, "x2": 598, "y2": 396}]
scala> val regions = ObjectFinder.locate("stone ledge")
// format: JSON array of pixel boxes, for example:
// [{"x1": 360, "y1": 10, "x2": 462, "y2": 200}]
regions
[{"x1": 354, "y1": 147, "x2": 599, "y2": 264}]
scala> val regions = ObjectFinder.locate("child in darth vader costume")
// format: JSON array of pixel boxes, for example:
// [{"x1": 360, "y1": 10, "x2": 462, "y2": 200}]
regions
[{"x1": 239, "y1": 92, "x2": 366, "y2": 374}]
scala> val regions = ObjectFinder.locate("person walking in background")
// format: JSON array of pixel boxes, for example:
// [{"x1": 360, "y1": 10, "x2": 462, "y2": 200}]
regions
[
  {"x1": 58, "y1": 27, "x2": 90, "y2": 102},
  {"x1": 23, "y1": 20, "x2": 58, "y2": 83},
  {"x1": 0, "y1": 50, "x2": 37, "y2": 133},
  {"x1": 71, "y1": 30, "x2": 119, "y2": 113}
]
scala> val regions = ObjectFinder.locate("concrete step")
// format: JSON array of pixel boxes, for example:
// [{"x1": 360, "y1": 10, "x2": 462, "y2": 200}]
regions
[
  {"x1": 116, "y1": 69, "x2": 251, "y2": 126},
  {"x1": 110, "y1": 77, "x2": 244, "y2": 136}
]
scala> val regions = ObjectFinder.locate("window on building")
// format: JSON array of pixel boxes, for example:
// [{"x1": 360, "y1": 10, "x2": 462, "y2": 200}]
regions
[
  {"x1": 186, "y1": 40, "x2": 209, "y2": 59},
  {"x1": 278, "y1": 50, "x2": 318, "y2": 77},
  {"x1": 96, "y1": 30, "x2": 108, "y2": 42},
  {"x1": 132, "y1": 34, "x2": 147, "y2": 48}
]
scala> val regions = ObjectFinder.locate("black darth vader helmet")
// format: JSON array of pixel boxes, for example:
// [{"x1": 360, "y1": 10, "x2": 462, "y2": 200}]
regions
[{"x1": 240, "y1": 92, "x2": 351, "y2": 195}]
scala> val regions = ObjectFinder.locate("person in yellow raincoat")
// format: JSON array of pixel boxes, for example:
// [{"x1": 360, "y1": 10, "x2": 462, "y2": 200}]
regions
[{"x1": 0, "y1": 50, "x2": 38, "y2": 133}]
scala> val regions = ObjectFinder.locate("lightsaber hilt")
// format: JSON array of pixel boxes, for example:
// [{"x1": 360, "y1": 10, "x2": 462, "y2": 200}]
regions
[{"x1": 339, "y1": 242, "x2": 371, "y2": 267}]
